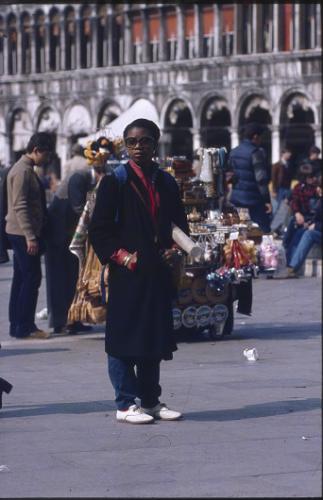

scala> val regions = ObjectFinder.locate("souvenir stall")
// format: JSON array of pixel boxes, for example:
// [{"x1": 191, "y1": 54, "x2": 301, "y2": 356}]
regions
[{"x1": 164, "y1": 149, "x2": 264, "y2": 338}]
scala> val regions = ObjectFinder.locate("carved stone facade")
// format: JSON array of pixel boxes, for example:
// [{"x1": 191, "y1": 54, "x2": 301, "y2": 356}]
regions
[{"x1": 0, "y1": 3, "x2": 321, "y2": 175}]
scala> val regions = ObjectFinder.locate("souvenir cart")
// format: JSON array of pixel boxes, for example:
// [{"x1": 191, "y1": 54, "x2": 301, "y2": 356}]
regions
[{"x1": 164, "y1": 149, "x2": 262, "y2": 339}]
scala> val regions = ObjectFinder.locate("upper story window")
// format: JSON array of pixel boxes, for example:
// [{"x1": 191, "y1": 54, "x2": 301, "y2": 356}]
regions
[
  {"x1": 80, "y1": 5, "x2": 92, "y2": 68},
  {"x1": 166, "y1": 8, "x2": 177, "y2": 60},
  {"x1": 184, "y1": 7, "x2": 195, "y2": 59},
  {"x1": 7, "y1": 14, "x2": 17, "y2": 75},
  {"x1": 301, "y1": 3, "x2": 317, "y2": 49},
  {"x1": 148, "y1": 9, "x2": 160, "y2": 63},
  {"x1": 241, "y1": 3, "x2": 252, "y2": 54},
  {"x1": 35, "y1": 10, "x2": 46, "y2": 73},
  {"x1": 97, "y1": 5, "x2": 107, "y2": 67},
  {"x1": 21, "y1": 13, "x2": 32, "y2": 74},
  {"x1": 49, "y1": 8, "x2": 60, "y2": 71},
  {"x1": 202, "y1": 5, "x2": 214, "y2": 57},
  {"x1": 221, "y1": 4, "x2": 234, "y2": 56},
  {"x1": 65, "y1": 7, "x2": 76, "y2": 70},
  {"x1": 132, "y1": 14, "x2": 143, "y2": 63},
  {"x1": 262, "y1": 4, "x2": 273, "y2": 52}
]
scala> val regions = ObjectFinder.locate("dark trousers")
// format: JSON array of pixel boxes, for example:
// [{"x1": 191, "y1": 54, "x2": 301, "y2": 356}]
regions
[
  {"x1": 7, "y1": 234, "x2": 42, "y2": 338},
  {"x1": 45, "y1": 244, "x2": 79, "y2": 329},
  {"x1": 248, "y1": 204, "x2": 271, "y2": 234},
  {"x1": 108, "y1": 355, "x2": 162, "y2": 410}
]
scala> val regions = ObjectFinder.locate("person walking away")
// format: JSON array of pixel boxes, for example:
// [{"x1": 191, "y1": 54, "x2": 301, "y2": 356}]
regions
[
  {"x1": 89, "y1": 119, "x2": 189, "y2": 424},
  {"x1": 286, "y1": 176, "x2": 322, "y2": 277},
  {"x1": 283, "y1": 164, "x2": 318, "y2": 266},
  {"x1": 228, "y1": 122, "x2": 272, "y2": 233},
  {"x1": 271, "y1": 148, "x2": 293, "y2": 215},
  {"x1": 62, "y1": 143, "x2": 89, "y2": 178},
  {"x1": 45, "y1": 161, "x2": 96, "y2": 334},
  {"x1": 5, "y1": 132, "x2": 54, "y2": 339}
]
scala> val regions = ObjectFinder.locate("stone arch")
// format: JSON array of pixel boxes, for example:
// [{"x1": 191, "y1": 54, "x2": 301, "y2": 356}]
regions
[
  {"x1": 63, "y1": 103, "x2": 92, "y2": 149},
  {"x1": 279, "y1": 91, "x2": 316, "y2": 170},
  {"x1": 96, "y1": 101, "x2": 122, "y2": 131},
  {"x1": 200, "y1": 96, "x2": 232, "y2": 150},
  {"x1": 238, "y1": 93, "x2": 272, "y2": 163},
  {"x1": 162, "y1": 97, "x2": 194, "y2": 160},
  {"x1": 9, "y1": 108, "x2": 33, "y2": 162}
]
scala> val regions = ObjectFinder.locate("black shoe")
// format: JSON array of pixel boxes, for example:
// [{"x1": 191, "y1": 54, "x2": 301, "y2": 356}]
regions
[
  {"x1": 0, "y1": 378, "x2": 13, "y2": 409},
  {"x1": 67, "y1": 322, "x2": 93, "y2": 334}
]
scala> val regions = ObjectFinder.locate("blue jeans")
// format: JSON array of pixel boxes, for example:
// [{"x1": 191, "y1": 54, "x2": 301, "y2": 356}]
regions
[
  {"x1": 283, "y1": 218, "x2": 307, "y2": 266},
  {"x1": 7, "y1": 234, "x2": 42, "y2": 338},
  {"x1": 289, "y1": 229, "x2": 321, "y2": 271},
  {"x1": 108, "y1": 355, "x2": 162, "y2": 410}
]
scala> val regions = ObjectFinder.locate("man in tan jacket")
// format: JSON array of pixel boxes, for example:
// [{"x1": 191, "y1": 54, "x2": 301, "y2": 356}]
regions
[{"x1": 5, "y1": 132, "x2": 54, "y2": 339}]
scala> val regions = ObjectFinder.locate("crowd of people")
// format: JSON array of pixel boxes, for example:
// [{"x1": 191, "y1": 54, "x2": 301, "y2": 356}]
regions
[{"x1": 0, "y1": 121, "x2": 321, "y2": 420}]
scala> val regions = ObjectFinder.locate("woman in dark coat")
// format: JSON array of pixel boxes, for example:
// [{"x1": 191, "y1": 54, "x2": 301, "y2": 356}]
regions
[{"x1": 89, "y1": 119, "x2": 189, "y2": 424}]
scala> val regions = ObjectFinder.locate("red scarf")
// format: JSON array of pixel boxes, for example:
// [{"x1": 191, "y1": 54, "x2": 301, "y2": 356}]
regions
[{"x1": 129, "y1": 160, "x2": 160, "y2": 223}]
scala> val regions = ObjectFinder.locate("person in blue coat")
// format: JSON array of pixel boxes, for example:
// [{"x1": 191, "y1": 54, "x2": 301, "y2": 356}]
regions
[{"x1": 228, "y1": 123, "x2": 272, "y2": 233}]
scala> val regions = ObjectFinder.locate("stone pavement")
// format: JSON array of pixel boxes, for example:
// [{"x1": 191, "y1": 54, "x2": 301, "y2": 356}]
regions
[{"x1": 0, "y1": 257, "x2": 321, "y2": 498}]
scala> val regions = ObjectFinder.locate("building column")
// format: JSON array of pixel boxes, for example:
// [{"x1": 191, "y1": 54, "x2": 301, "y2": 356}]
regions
[
  {"x1": 159, "y1": 6, "x2": 167, "y2": 61},
  {"x1": 44, "y1": 21, "x2": 50, "y2": 72},
  {"x1": 213, "y1": 4, "x2": 221, "y2": 56},
  {"x1": 271, "y1": 126, "x2": 280, "y2": 164},
  {"x1": 234, "y1": 4, "x2": 242, "y2": 55},
  {"x1": 107, "y1": 6, "x2": 114, "y2": 66},
  {"x1": 91, "y1": 13, "x2": 98, "y2": 68},
  {"x1": 76, "y1": 16, "x2": 81, "y2": 68},
  {"x1": 123, "y1": 8, "x2": 132, "y2": 64},
  {"x1": 231, "y1": 129, "x2": 239, "y2": 148},
  {"x1": 60, "y1": 18, "x2": 66, "y2": 70},
  {"x1": 141, "y1": 8, "x2": 149, "y2": 63},
  {"x1": 176, "y1": 5, "x2": 185, "y2": 60},
  {"x1": 58, "y1": 134, "x2": 69, "y2": 177},
  {"x1": 16, "y1": 21, "x2": 22, "y2": 74},
  {"x1": 316, "y1": 3, "x2": 321, "y2": 49},
  {"x1": 314, "y1": 126, "x2": 322, "y2": 150},
  {"x1": 293, "y1": 4, "x2": 300, "y2": 50},
  {"x1": 3, "y1": 32, "x2": 8, "y2": 75},
  {"x1": 31, "y1": 23, "x2": 36, "y2": 73},
  {"x1": 192, "y1": 130, "x2": 201, "y2": 152},
  {"x1": 194, "y1": 4, "x2": 202, "y2": 58},
  {"x1": 273, "y1": 3, "x2": 279, "y2": 52}
]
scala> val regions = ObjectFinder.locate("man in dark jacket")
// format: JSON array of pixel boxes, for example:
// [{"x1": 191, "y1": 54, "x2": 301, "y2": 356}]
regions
[
  {"x1": 45, "y1": 167, "x2": 95, "y2": 334},
  {"x1": 89, "y1": 119, "x2": 189, "y2": 424},
  {"x1": 228, "y1": 123, "x2": 272, "y2": 233}
]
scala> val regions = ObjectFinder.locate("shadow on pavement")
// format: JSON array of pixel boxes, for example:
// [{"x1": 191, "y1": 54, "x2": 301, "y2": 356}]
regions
[
  {"x1": 0, "y1": 347, "x2": 70, "y2": 357},
  {"x1": 176, "y1": 323, "x2": 321, "y2": 344},
  {"x1": 0, "y1": 399, "x2": 115, "y2": 418},
  {"x1": 184, "y1": 397, "x2": 321, "y2": 421}
]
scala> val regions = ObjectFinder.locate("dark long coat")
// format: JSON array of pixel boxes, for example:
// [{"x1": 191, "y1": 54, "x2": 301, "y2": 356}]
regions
[{"x1": 88, "y1": 162, "x2": 189, "y2": 360}]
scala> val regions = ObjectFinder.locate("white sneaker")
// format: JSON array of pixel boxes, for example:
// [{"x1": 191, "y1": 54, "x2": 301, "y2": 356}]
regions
[
  {"x1": 36, "y1": 307, "x2": 48, "y2": 320},
  {"x1": 141, "y1": 403, "x2": 182, "y2": 421},
  {"x1": 116, "y1": 404, "x2": 154, "y2": 424}
]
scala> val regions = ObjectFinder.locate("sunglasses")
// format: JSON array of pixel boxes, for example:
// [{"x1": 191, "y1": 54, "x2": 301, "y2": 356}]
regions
[{"x1": 125, "y1": 136, "x2": 155, "y2": 148}]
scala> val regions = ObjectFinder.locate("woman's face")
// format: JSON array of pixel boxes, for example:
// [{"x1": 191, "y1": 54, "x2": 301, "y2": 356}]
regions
[{"x1": 124, "y1": 127, "x2": 156, "y2": 167}]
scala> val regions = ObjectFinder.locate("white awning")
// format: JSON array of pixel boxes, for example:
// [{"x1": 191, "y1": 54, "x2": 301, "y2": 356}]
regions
[{"x1": 78, "y1": 99, "x2": 160, "y2": 146}]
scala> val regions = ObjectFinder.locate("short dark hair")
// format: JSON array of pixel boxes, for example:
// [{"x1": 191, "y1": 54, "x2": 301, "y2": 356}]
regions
[
  {"x1": 281, "y1": 148, "x2": 292, "y2": 155},
  {"x1": 123, "y1": 119, "x2": 160, "y2": 143},
  {"x1": 26, "y1": 132, "x2": 54, "y2": 153},
  {"x1": 309, "y1": 145, "x2": 320, "y2": 155},
  {"x1": 243, "y1": 122, "x2": 266, "y2": 140}
]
